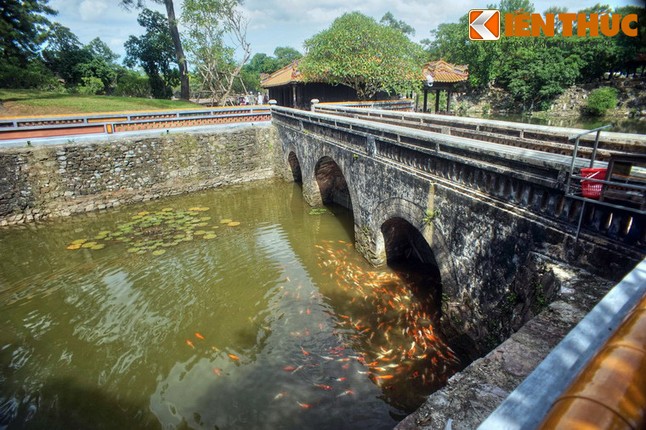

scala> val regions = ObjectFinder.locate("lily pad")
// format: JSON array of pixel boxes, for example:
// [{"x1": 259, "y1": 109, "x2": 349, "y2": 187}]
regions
[
  {"x1": 194, "y1": 230, "x2": 207, "y2": 236},
  {"x1": 71, "y1": 239, "x2": 87, "y2": 245},
  {"x1": 81, "y1": 241, "x2": 98, "y2": 249},
  {"x1": 196, "y1": 222, "x2": 209, "y2": 227},
  {"x1": 66, "y1": 244, "x2": 82, "y2": 250},
  {"x1": 220, "y1": 218, "x2": 233, "y2": 224},
  {"x1": 127, "y1": 247, "x2": 140, "y2": 253},
  {"x1": 89, "y1": 244, "x2": 105, "y2": 250},
  {"x1": 203, "y1": 233, "x2": 217, "y2": 239},
  {"x1": 152, "y1": 250, "x2": 166, "y2": 256},
  {"x1": 227, "y1": 221, "x2": 241, "y2": 227}
]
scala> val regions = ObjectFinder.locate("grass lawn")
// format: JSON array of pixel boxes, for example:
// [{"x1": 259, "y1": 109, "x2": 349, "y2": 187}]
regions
[{"x1": 0, "y1": 89, "x2": 200, "y2": 118}]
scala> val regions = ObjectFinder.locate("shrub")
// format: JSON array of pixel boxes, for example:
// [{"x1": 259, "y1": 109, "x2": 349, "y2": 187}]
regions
[
  {"x1": 585, "y1": 87, "x2": 618, "y2": 116},
  {"x1": 78, "y1": 77, "x2": 105, "y2": 95},
  {"x1": 114, "y1": 70, "x2": 151, "y2": 98},
  {"x1": 0, "y1": 60, "x2": 61, "y2": 90}
]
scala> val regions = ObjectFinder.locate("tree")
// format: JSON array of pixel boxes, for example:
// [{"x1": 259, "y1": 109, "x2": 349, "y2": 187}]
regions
[
  {"x1": 273, "y1": 46, "x2": 302, "y2": 69},
  {"x1": 77, "y1": 38, "x2": 120, "y2": 94},
  {"x1": 181, "y1": 0, "x2": 250, "y2": 105},
  {"x1": 380, "y1": 12, "x2": 415, "y2": 36},
  {"x1": 120, "y1": 0, "x2": 189, "y2": 100},
  {"x1": 0, "y1": 0, "x2": 56, "y2": 65},
  {"x1": 42, "y1": 23, "x2": 91, "y2": 86},
  {"x1": 124, "y1": 9, "x2": 179, "y2": 98},
  {"x1": 299, "y1": 12, "x2": 425, "y2": 99}
]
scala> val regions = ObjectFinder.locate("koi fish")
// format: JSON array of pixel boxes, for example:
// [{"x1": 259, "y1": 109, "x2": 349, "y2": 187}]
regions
[
  {"x1": 306, "y1": 308, "x2": 311, "y2": 315},
  {"x1": 228, "y1": 353, "x2": 240, "y2": 361},
  {"x1": 337, "y1": 389, "x2": 354, "y2": 397},
  {"x1": 335, "y1": 377, "x2": 347, "y2": 382},
  {"x1": 301, "y1": 346, "x2": 310, "y2": 356},
  {"x1": 273, "y1": 392, "x2": 287, "y2": 400},
  {"x1": 297, "y1": 401, "x2": 311, "y2": 409},
  {"x1": 195, "y1": 332, "x2": 205, "y2": 340},
  {"x1": 186, "y1": 339, "x2": 195, "y2": 349},
  {"x1": 212, "y1": 367, "x2": 223, "y2": 376},
  {"x1": 374, "y1": 374, "x2": 394, "y2": 380},
  {"x1": 315, "y1": 384, "x2": 333, "y2": 391}
]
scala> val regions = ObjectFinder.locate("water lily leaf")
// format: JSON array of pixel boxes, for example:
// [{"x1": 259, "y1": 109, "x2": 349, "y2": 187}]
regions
[
  {"x1": 90, "y1": 244, "x2": 105, "y2": 250},
  {"x1": 196, "y1": 222, "x2": 209, "y2": 227},
  {"x1": 220, "y1": 218, "x2": 233, "y2": 224},
  {"x1": 194, "y1": 230, "x2": 207, "y2": 236},
  {"x1": 71, "y1": 239, "x2": 87, "y2": 245},
  {"x1": 127, "y1": 247, "x2": 140, "y2": 253},
  {"x1": 66, "y1": 244, "x2": 82, "y2": 250},
  {"x1": 152, "y1": 250, "x2": 166, "y2": 256},
  {"x1": 203, "y1": 234, "x2": 217, "y2": 239},
  {"x1": 199, "y1": 217, "x2": 211, "y2": 221},
  {"x1": 227, "y1": 221, "x2": 241, "y2": 227},
  {"x1": 81, "y1": 241, "x2": 98, "y2": 248}
]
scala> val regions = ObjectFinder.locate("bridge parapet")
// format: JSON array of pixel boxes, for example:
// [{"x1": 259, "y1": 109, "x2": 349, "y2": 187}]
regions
[
  {"x1": 312, "y1": 103, "x2": 646, "y2": 161},
  {"x1": 272, "y1": 106, "x2": 645, "y2": 252}
]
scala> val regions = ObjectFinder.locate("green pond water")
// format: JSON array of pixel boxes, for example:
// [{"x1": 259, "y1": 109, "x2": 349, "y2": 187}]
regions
[{"x1": 0, "y1": 180, "x2": 458, "y2": 430}]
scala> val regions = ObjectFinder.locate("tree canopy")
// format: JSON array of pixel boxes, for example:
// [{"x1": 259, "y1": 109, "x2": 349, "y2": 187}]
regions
[
  {"x1": 424, "y1": 0, "x2": 645, "y2": 111},
  {"x1": 125, "y1": 9, "x2": 179, "y2": 98},
  {"x1": 299, "y1": 12, "x2": 424, "y2": 99},
  {"x1": 0, "y1": 0, "x2": 56, "y2": 64}
]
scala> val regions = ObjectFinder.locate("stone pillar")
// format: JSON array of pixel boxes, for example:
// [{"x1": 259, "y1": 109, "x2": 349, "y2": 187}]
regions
[
  {"x1": 301, "y1": 177, "x2": 323, "y2": 207},
  {"x1": 354, "y1": 222, "x2": 387, "y2": 266}
]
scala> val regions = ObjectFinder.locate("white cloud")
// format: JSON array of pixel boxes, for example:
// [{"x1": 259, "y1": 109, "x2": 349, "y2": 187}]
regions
[
  {"x1": 49, "y1": 0, "x2": 643, "y2": 60},
  {"x1": 79, "y1": 0, "x2": 108, "y2": 21}
]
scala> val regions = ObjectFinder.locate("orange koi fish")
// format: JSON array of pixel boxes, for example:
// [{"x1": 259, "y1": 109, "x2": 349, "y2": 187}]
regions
[
  {"x1": 228, "y1": 353, "x2": 240, "y2": 361},
  {"x1": 374, "y1": 374, "x2": 394, "y2": 380},
  {"x1": 185, "y1": 339, "x2": 195, "y2": 349},
  {"x1": 212, "y1": 367, "x2": 223, "y2": 376},
  {"x1": 297, "y1": 401, "x2": 311, "y2": 409},
  {"x1": 335, "y1": 377, "x2": 347, "y2": 382},
  {"x1": 283, "y1": 365, "x2": 297, "y2": 372},
  {"x1": 336, "y1": 389, "x2": 354, "y2": 397},
  {"x1": 195, "y1": 332, "x2": 205, "y2": 340},
  {"x1": 300, "y1": 346, "x2": 310, "y2": 356},
  {"x1": 315, "y1": 384, "x2": 333, "y2": 391}
]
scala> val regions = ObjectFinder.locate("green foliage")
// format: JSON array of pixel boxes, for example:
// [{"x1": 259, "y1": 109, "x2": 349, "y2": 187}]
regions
[
  {"x1": 78, "y1": 77, "x2": 104, "y2": 95},
  {"x1": 181, "y1": 0, "x2": 248, "y2": 104},
  {"x1": 0, "y1": 0, "x2": 56, "y2": 65},
  {"x1": 0, "y1": 60, "x2": 60, "y2": 89},
  {"x1": 379, "y1": 12, "x2": 415, "y2": 36},
  {"x1": 585, "y1": 87, "x2": 618, "y2": 116},
  {"x1": 300, "y1": 12, "x2": 425, "y2": 100},
  {"x1": 425, "y1": 1, "x2": 645, "y2": 112},
  {"x1": 125, "y1": 8, "x2": 179, "y2": 99},
  {"x1": 114, "y1": 70, "x2": 151, "y2": 98},
  {"x1": 241, "y1": 47, "x2": 303, "y2": 92}
]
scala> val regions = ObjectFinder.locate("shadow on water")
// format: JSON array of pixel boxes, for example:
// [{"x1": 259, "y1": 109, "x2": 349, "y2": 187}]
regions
[{"x1": 7, "y1": 377, "x2": 159, "y2": 430}]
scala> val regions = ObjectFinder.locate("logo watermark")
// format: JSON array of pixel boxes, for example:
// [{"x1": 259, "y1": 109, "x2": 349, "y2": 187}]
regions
[{"x1": 469, "y1": 9, "x2": 639, "y2": 40}]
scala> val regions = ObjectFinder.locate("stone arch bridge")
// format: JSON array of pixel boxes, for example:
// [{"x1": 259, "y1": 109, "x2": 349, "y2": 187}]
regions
[{"x1": 271, "y1": 105, "x2": 645, "y2": 354}]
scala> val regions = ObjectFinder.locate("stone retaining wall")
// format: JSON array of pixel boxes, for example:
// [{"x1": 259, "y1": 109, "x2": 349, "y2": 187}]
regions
[{"x1": 0, "y1": 125, "x2": 279, "y2": 226}]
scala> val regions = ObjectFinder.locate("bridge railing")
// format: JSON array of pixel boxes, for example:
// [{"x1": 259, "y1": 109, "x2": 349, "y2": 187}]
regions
[
  {"x1": 0, "y1": 106, "x2": 271, "y2": 141},
  {"x1": 271, "y1": 105, "x2": 645, "y2": 251},
  {"x1": 311, "y1": 103, "x2": 646, "y2": 161},
  {"x1": 315, "y1": 99, "x2": 415, "y2": 112}
]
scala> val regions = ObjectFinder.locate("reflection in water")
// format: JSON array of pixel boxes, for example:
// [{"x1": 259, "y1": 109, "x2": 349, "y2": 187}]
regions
[{"x1": 0, "y1": 181, "x2": 457, "y2": 429}]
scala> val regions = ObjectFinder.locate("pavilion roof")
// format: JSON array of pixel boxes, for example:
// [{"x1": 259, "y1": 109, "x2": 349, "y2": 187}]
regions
[
  {"x1": 260, "y1": 61, "x2": 303, "y2": 88},
  {"x1": 422, "y1": 60, "x2": 469, "y2": 84}
]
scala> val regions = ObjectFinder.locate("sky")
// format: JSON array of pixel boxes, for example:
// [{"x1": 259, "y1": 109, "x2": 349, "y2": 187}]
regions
[{"x1": 48, "y1": 0, "x2": 643, "y2": 62}]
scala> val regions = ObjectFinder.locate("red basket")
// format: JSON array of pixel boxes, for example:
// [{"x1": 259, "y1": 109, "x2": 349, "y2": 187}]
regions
[{"x1": 580, "y1": 168, "x2": 607, "y2": 199}]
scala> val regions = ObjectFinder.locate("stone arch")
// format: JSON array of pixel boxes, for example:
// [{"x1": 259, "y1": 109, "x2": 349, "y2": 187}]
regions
[
  {"x1": 287, "y1": 151, "x2": 302, "y2": 183},
  {"x1": 314, "y1": 156, "x2": 354, "y2": 212},
  {"x1": 380, "y1": 216, "x2": 442, "y2": 311}
]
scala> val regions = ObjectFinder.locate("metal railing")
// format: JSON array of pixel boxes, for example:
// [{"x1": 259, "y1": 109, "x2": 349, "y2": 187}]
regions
[{"x1": 565, "y1": 126, "x2": 646, "y2": 240}]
